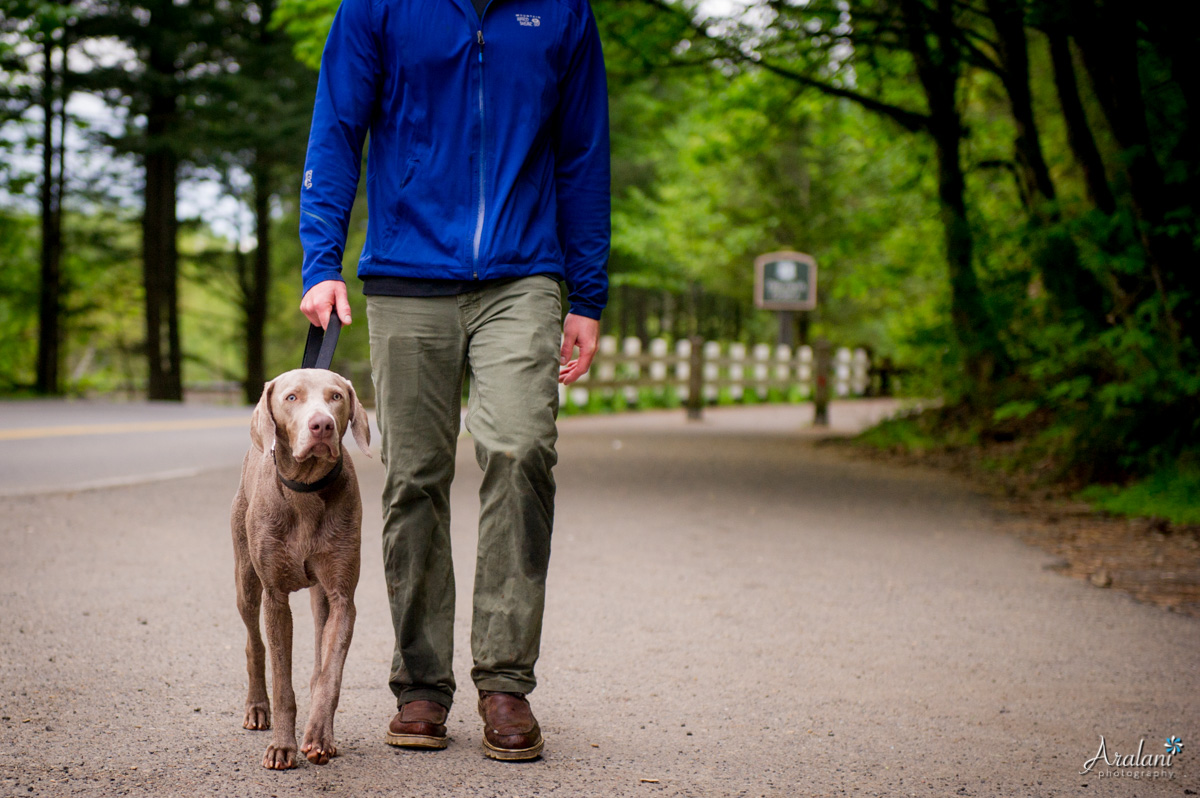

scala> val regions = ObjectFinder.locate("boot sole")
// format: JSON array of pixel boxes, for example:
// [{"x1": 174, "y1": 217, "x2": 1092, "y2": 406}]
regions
[
  {"x1": 386, "y1": 731, "x2": 449, "y2": 750},
  {"x1": 482, "y1": 736, "x2": 544, "y2": 761}
]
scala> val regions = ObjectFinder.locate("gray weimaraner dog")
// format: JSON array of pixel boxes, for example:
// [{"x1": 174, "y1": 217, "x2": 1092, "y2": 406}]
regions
[{"x1": 230, "y1": 368, "x2": 371, "y2": 769}]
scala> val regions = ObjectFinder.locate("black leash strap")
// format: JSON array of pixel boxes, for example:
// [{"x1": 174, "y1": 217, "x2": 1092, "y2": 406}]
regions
[{"x1": 302, "y1": 315, "x2": 342, "y2": 370}]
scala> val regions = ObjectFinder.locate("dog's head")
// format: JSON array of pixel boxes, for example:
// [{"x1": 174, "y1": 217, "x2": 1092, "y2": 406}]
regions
[{"x1": 250, "y1": 369, "x2": 371, "y2": 462}]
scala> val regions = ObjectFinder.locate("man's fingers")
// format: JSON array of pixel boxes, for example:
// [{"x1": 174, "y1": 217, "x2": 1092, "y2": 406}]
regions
[
  {"x1": 560, "y1": 331, "x2": 577, "y2": 366},
  {"x1": 575, "y1": 342, "x2": 597, "y2": 374},
  {"x1": 335, "y1": 285, "x2": 352, "y2": 325},
  {"x1": 558, "y1": 359, "x2": 582, "y2": 384},
  {"x1": 559, "y1": 314, "x2": 599, "y2": 382}
]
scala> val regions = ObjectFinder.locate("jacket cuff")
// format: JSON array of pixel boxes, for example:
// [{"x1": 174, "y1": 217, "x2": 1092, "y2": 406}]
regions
[
  {"x1": 566, "y1": 301, "x2": 603, "y2": 321},
  {"x1": 302, "y1": 270, "x2": 346, "y2": 297}
]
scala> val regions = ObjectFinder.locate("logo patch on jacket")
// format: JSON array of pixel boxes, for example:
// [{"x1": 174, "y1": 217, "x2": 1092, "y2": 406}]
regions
[
  {"x1": 515, "y1": 13, "x2": 541, "y2": 26},
  {"x1": 304, "y1": 170, "x2": 313, "y2": 189}
]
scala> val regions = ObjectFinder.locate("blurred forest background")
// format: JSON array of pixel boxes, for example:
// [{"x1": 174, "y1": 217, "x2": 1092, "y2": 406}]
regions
[{"x1": 0, "y1": 0, "x2": 1197, "y2": 514}]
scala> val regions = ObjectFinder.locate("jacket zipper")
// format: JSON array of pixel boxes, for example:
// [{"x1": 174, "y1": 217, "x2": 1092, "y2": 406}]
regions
[{"x1": 472, "y1": 23, "x2": 487, "y2": 278}]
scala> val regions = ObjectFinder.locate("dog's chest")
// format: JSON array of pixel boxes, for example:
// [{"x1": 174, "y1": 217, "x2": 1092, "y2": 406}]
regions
[{"x1": 249, "y1": 499, "x2": 351, "y2": 591}]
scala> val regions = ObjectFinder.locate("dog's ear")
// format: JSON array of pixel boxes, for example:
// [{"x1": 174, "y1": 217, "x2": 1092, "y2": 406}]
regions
[
  {"x1": 343, "y1": 377, "x2": 372, "y2": 457},
  {"x1": 250, "y1": 379, "x2": 277, "y2": 452}
]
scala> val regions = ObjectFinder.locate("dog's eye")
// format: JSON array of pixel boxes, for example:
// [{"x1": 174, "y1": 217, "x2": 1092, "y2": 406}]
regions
[
  {"x1": 332, "y1": 392, "x2": 343, "y2": 401},
  {"x1": 286, "y1": 394, "x2": 297, "y2": 401}
]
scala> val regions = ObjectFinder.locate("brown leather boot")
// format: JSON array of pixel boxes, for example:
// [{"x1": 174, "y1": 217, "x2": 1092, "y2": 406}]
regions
[
  {"x1": 477, "y1": 691, "x2": 544, "y2": 760},
  {"x1": 386, "y1": 700, "x2": 449, "y2": 749}
]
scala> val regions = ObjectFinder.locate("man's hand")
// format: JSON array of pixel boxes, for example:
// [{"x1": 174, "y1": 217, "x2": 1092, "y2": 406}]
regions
[
  {"x1": 300, "y1": 280, "x2": 352, "y2": 330},
  {"x1": 559, "y1": 313, "x2": 599, "y2": 385}
]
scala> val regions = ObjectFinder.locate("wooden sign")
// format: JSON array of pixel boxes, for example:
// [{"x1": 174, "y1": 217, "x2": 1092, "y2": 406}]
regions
[{"x1": 754, "y1": 251, "x2": 817, "y2": 311}]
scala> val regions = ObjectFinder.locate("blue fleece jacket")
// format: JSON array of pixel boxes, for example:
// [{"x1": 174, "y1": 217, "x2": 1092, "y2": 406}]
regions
[{"x1": 299, "y1": 0, "x2": 611, "y2": 319}]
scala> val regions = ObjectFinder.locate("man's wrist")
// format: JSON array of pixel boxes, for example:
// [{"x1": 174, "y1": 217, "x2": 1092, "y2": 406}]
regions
[
  {"x1": 303, "y1": 273, "x2": 346, "y2": 297},
  {"x1": 566, "y1": 305, "x2": 602, "y2": 321}
]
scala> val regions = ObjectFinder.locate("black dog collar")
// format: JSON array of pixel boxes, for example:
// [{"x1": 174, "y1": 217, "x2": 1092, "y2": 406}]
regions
[{"x1": 275, "y1": 450, "x2": 344, "y2": 493}]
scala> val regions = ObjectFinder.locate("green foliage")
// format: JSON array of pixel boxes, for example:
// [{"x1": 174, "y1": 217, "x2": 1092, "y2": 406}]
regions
[
  {"x1": 0, "y1": 212, "x2": 39, "y2": 392},
  {"x1": 273, "y1": 0, "x2": 339, "y2": 70},
  {"x1": 993, "y1": 400, "x2": 1039, "y2": 422},
  {"x1": 0, "y1": 209, "x2": 143, "y2": 394},
  {"x1": 609, "y1": 68, "x2": 948, "y2": 366},
  {"x1": 1078, "y1": 460, "x2": 1200, "y2": 525},
  {"x1": 855, "y1": 415, "x2": 940, "y2": 453}
]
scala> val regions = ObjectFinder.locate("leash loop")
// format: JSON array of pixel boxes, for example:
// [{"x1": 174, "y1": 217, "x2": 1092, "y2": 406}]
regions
[{"x1": 302, "y1": 315, "x2": 342, "y2": 370}]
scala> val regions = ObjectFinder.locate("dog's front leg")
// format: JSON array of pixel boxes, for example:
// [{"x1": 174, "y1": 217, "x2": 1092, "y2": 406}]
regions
[
  {"x1": 301, "y1": 594, "x2": 355, "y2": 765},
  {"x1": 234, "y1": 540, "x2": 270, "y2": 731},
  {"x1": 309, "y1": 584, "x2": 329, "y2": 693},
  {"x1": 261, "y1": 589, "x2": 298, "y2": 769}
]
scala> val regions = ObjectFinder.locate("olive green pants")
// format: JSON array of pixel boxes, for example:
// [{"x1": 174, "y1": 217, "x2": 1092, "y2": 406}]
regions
[{"x1": 367, "y1": 275, "x2": 562, "y2": 711}]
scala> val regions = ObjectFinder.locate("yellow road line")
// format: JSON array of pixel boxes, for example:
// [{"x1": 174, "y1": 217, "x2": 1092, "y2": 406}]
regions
[{"x1": 0, "y1": 416, "x2": 250, "y2": 441}]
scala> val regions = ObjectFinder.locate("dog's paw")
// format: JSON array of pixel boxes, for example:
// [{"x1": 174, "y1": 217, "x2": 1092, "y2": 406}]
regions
[
  {"x1": 301, "y1": 728, "x2": 338, "y2": 765},
  {"x1": 262, "y1": 742, "x2": 297, "y2": 770},
  {"x1": 243, "y1": 701, "x2": 271, "y2": 731}
]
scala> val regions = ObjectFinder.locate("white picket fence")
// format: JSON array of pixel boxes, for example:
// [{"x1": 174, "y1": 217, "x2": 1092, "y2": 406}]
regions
[
  {"x1": 185, "y1": 338, "x2": 874, "y2": 410},
  {"x1": 559, "y1": 336, "x2": 871, "y2": 409}
]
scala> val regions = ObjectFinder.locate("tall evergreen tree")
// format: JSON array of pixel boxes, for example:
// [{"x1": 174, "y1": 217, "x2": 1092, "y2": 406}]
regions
[{"x1": 76, "y1": 0, "x2": 247, "y2": 400}]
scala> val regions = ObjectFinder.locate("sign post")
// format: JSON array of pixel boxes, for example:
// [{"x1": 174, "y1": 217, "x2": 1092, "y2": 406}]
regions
[{"x1": 754, "y1": 251, "x2": 817, "y2": 347}]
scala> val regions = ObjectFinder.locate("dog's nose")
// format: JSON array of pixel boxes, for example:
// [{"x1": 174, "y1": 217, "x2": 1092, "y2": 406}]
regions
[{"x1": 309, "y1": 417, "x2": 335, "y2": 438}]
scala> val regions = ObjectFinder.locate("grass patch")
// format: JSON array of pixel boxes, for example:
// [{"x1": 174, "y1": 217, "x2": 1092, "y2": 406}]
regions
[
  {"x1": 1077, "y1": 460, "x2": 1200, "y2": 525},
  {"x1": 855, "y1": 415, "x2": 940, "y2": 453}
]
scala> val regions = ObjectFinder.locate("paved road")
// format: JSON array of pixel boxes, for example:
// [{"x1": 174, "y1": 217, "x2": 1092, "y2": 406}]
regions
[
  {"x1": 1, "y1": 401, "x2": 1196, "y2": 797},
  {"x1": 0, "y1": 400, "x2": 253, "y2": 496}
]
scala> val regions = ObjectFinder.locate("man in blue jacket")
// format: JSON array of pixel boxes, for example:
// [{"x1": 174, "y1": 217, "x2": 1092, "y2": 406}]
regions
[{"x1": 297, "y1": 0, "x2": 609, "y2": 762}]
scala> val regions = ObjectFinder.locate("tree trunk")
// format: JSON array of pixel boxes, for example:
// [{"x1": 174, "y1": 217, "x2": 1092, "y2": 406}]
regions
[
  {"x1": 988, "y1": 2, "x2": 1111, "y2": 328},
  {"x1": 1045, "y1": 27, "x2": 1115, "y2": 214},
  {"x1": 902, "y1": 0, "x2": 1003, "y2": 396},
  {"x1": 244, "y1": 161, "x2": 272, "y2": 404},
  {"x1": 988, "y1": 0, "x2": 1058, "y2": 209},
  {"x1": 934, "y1": 122, "x2": 999, "y2": 391},
  {"x1": 618, "y1": 282, "x2": 630, "y2": 340},
  {"x1": 634, "y1": 287, "x2": 650, "y2": 345},
  {"x1": 143, "y1": 89, "x2": 182, "y2": 401},
  {"x1": 1137, "y1": 4, "x2": 1200, "y2": 207},
  {"x1": 36, "y1": 38, "x2": 62, "y2": 395},
  {"x1": 1072, "y1": 0, "x2": 1196, "y2": 342}
]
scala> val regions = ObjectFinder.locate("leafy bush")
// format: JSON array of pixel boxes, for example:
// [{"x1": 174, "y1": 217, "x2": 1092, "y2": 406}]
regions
[{"x1": 1078, "y1": 460, "x2": 1200, "y2": 525}]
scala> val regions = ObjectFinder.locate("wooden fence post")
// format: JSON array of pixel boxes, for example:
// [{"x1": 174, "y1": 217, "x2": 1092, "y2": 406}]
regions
[
  {"x1": 797, "y1": 345, "x2": 813, "y2": 399},
  {"x1": 835, "y1": 346, "x2": 851, "y2": 397},
  {"x1": 597, "y1": 335, "x2": 617, "y2": 400},
  {"x1": 622, "y1": 336, "x2": 641, "y2": 405},
  {"x1": 851, "y1": 348, "x2": 870, "y2": 395},
  {"x1": 687, "y1": 335, "x2": 704, "y2": 421},
  {"x1": 649, "y1": 338, "x2": 668, "y2": 382},
  {"x1": 703, "y1": 340, "x2": 721, "y2": 403},
  {"x1": 814, "y1": 338, "x2": 832, "y2": 426},
  {"x1": 729, "y1": 342, "x2": 746, "y2": 401},
  {"x1": 774, "y1": 344, "x2": 791, "y2": 391},
  {"x1": 753, "y1": 343, "x2": 770, "y2": 400},
  {"x1": 675, "y1": 338, "x2": 691, "y2": 403}
]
